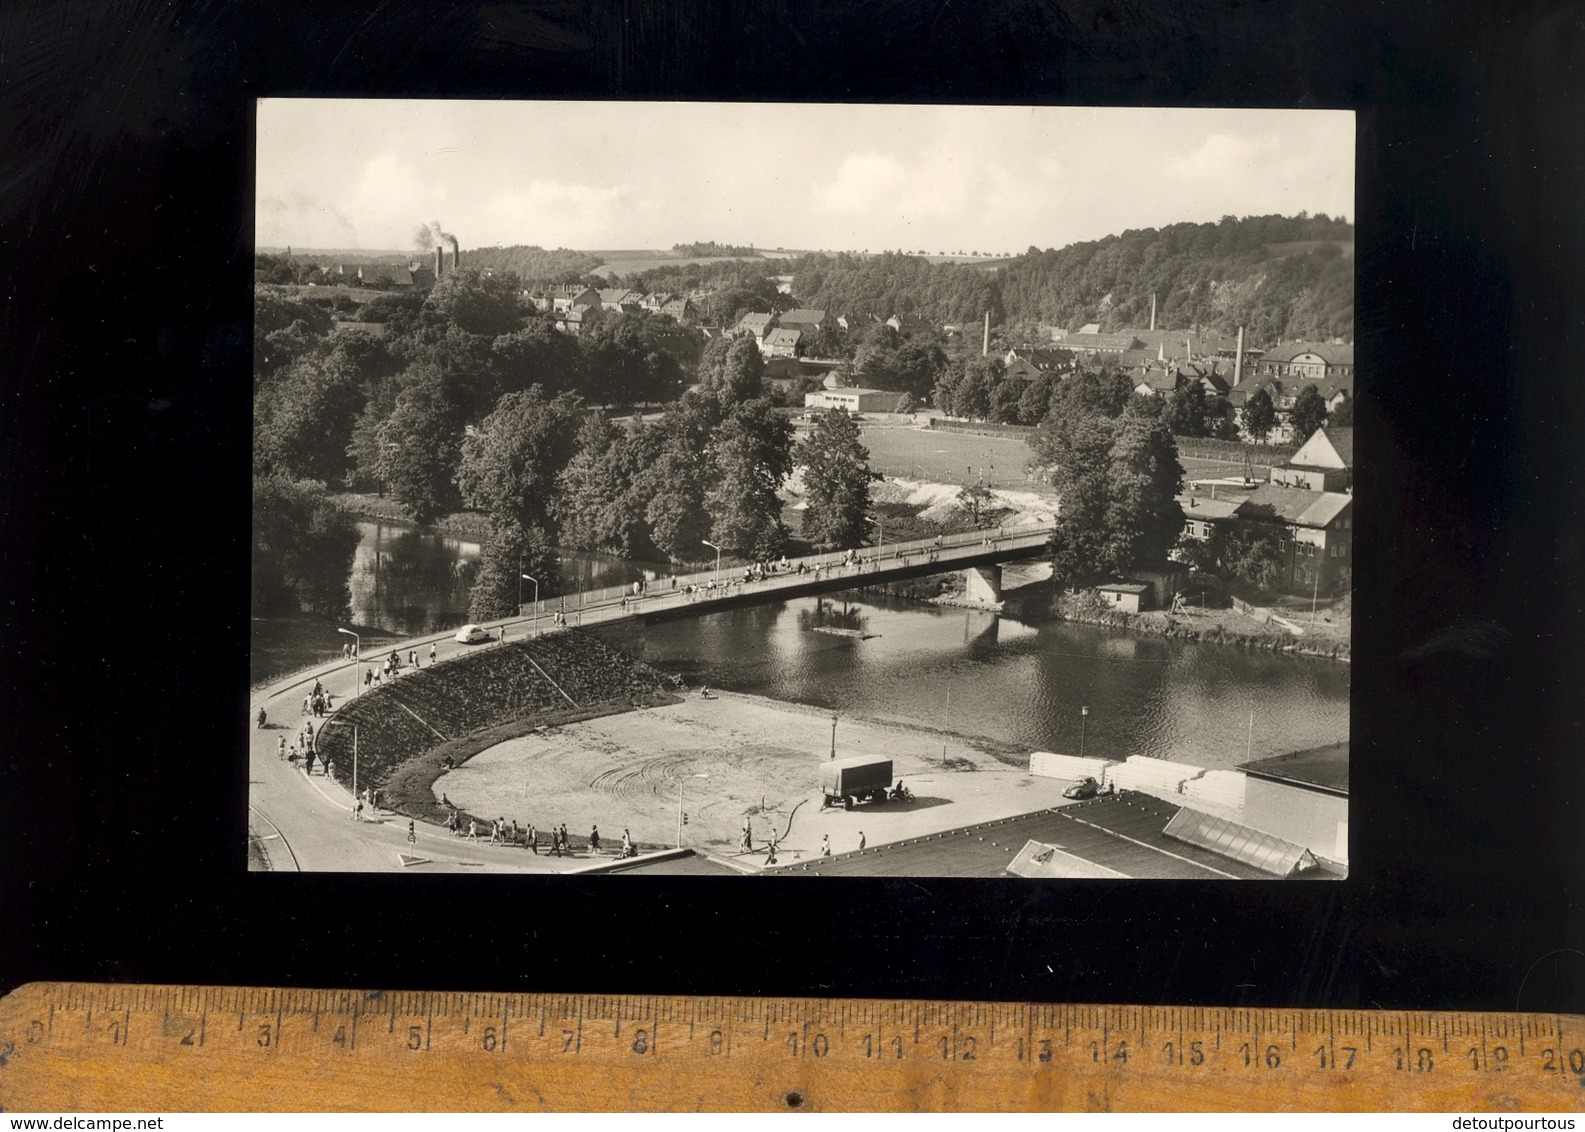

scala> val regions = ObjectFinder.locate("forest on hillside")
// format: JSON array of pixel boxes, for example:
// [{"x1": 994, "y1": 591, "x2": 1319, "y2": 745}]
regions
[
  {"x1": 788, "y1": 213, "x2": 1353, "y2": 344},
  {"x1": 448, "y1": 245, "x2": 605, "y2": 282}
]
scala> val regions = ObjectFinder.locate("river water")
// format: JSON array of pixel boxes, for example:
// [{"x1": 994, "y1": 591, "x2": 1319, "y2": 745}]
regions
[{"x1": 342, "y1": 520, "x2": 1348, "y2": 770}]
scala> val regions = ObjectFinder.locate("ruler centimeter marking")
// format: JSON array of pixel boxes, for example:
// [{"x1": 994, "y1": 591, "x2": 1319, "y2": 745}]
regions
[{"x1": 0, "y1": 984, "x2": 1581, "y2": 1112}]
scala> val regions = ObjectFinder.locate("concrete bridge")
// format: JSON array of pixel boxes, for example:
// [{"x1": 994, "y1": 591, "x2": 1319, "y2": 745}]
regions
[{"x1": 519, "y1": 521, "x2": 1057, "y2": 632}]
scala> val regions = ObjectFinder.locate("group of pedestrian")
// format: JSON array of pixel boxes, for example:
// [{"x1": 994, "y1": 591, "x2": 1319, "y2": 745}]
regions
[{"x1": 301, "y1": 679, "x2": 333, "y2": 718}]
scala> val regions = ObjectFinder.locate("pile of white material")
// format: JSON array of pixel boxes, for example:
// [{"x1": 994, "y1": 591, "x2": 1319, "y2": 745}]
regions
[
  {"x1": 784, "y1": 471, "x2": 1057, "y2": 530},
  {"x1": 1180, "y1": 769, "x2": 1248, "y2": 822},
  {"x1": 1108, "y1": 755, "x2": 1207, "y2": 798},
  {"x1": 1029, "y1": 752, "x2": 1117, "y2": 781}
]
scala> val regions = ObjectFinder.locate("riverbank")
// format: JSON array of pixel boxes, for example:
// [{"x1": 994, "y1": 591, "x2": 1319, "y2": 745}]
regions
[
  {"x1": 1047, "y1": 592, "x2": 1351, "y2": 662},
  {"x1": 328, "y1": 492, "x2": 496, "y2": 541}
]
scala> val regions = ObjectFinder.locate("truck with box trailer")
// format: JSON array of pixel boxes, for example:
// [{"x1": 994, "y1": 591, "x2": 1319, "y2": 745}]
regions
[{"x1": 820, "y1": 756, "x2": 895, "y2": 809}]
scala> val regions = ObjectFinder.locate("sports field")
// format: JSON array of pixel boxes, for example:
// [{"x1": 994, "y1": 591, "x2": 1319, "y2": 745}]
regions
[{"x1": 859, "y1": 422, "x2": 1263, "y2": 491}]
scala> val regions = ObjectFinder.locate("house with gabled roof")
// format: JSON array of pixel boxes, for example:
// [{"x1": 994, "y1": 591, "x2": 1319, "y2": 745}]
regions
[
  {"x1": 1232, "y1": 485, "x2": 1353, "y2": 595},
  {"x1": 598, "y1": 288, "x2": 643, "y2": 313},
  {"x1": 1270, "y1": 427, "x2": 1353, "y2": 492},
  {"x1": 736, "y1": 311, "x2": 777, "y2": 344},
  {"x1": 659, "y1": 297, "x2": 696, "y2": 323},
  {"x1": 761, "y1": 326, "x2": 804, "y2": 358},
  {"x1": 778, "y1": 308, "x2": 828, "y2": 334}
]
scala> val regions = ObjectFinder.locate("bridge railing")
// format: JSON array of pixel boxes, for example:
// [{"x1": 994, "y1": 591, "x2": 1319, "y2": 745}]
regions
[{"x1": 520, "y1": 520, "x2": 1056, "y2": 627}]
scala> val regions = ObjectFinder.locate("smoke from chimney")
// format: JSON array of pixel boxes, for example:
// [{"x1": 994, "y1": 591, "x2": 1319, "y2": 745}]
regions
[
  {"x1": 450, "y1": 235, "x2": 460, "y2": 273},
  {"x1": 413, "y1": 221, "x2": 456, "y2": 253}
]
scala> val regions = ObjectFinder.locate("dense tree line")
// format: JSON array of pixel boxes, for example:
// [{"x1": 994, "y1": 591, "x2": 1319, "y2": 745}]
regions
[
  {"x1": 671, "y1": 241, "x2": 761, "y2": 257},
  {"x1": 1029, "y1": 395, "x2": 1185, "y2": 590},
  {"x1": 776, "y1": 214, "x2": 1352, "y2": 345},
  {"x1": 443, "y1": 244, "x2": 604, "y2": 284},
  {"x1": 253, "y1": 270, "x2": 692, "y2": 522}
]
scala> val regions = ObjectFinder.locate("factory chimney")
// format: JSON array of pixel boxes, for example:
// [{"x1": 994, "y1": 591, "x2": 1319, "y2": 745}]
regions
[
  {"x1": 1234, "y1": 326, "x2": 1245, "y2": 387},
  {"x1": 449, "y1": 236, "x2": 460, "y2": 274},
  {"x1": 435, "y1": 245, "x2": 444, "y2": 280},
  {"x1": 1150, "y1": 292, "x2": 1156, "y2": 331},
  {"x1": 982, "y1": 311, "x2": 990, "y2": 357}
]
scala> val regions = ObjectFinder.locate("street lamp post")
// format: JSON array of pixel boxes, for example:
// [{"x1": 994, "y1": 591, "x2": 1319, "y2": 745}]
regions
[
  {"x1": 702, "y1": 539, "x2": 722, "y2": 583},
  {"x1": 830, "y1": 714, "x2": 838, "y2": 759},
  {"x1": 865, "y1": 514, "x2": 883, "y2": 553},
  {"x1": 521, "y1": 574, "x2": 538, "y2": 637},
  {"x1": 1079, "y1": 705, "x2": 1089, "y2": 759},
  {"x1": 677, "y1": 772, "x2": 709, "y2": 847},
  {"x1": 338, "y1": 628, "x2": 361, "y2": 697}
]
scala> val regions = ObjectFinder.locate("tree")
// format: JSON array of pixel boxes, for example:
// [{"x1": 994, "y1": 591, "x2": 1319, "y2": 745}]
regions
[
  {"x1": 697, "y1": 333, "x2": 765, "y2": 410},
  {"x1": 1172, "y1": 525, "x2": 1224, "y2": 574},
  {"x1": 254, "y1": 288, "x2": 333, "y2": 381},
  {"x1": 704, "y1": 398, "x2": 794, "y2": 557},
  {"x1": 1221, "y1": 523, "x2": 1286, "y2": 588},
  {"x1": 380, "y1": 371, "x2": 465, "y2": 524},
  {"x1": 557, "y1": 416, "x2": 662, "y2": 556},
  {"x1": 491, "y1": 321, "x2": 585, "y2": 400},
  {"x1": 989, "y1": 377, "x2": 1023, "y2": 424},
  {"x1": 1042, "y1": 408, "x2": 1185, "y2": 589},
  {"x1": 252, "y1": 475, "x2": 360, "y2": 617},
  {"x1": 1100, "y1": 410, "x2": 1186, "y2": 571},
  {"x1": 423, "y1": 269, "x2": 527, "y2": 338},
  {"x1": 468, "y1": 519, "x2": 560, "y2": 622},
  {"x1": 252, "y1": 353, "x2": 365, "y2": 483},
  {"x1": 795, "y1": 408, "x2": 873, "y2": 550},
  {"x1": 1289, "y1": 383, "x2": 1329, "y2": 442},
  {"x1": 1163, "y1": 380, "x2": 1210, "y2": 437},
  {"x1": 1328, "y1": 399, "x2": 1355, "y2": 427},
  {"x1": 1016, "y1": 373, "x2": 1059, "y2": 425},
  {"x1": 643, "y1": 394, "x2": 720, "y2": 561},
  {"x1": 1045, "y1": 414, "x2": 1119, "y2": 589},
  {"x1": 956, "y1": 483, "x2": 995, "y2": 526},
  {"x1": 1242, "y1": 387, "x2": 1278, "y2": 444},
  {"x1": 455, "y1": 386, "x2": 586, "y2": 537}
]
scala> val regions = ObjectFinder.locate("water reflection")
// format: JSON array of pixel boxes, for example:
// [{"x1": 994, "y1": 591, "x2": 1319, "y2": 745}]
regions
[
  {"x1": 608, "y1": 592, "x2": 1349, "y2": 772},
  {"x1": 347, "y1": 520, "x2": 672, "y2": 636}
]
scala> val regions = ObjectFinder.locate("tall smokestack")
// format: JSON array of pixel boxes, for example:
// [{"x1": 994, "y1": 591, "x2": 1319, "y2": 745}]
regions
[
  {"x1": 982, "y1": 311, "x2": 990, "y2": 357},
  {"x1": 435, "y1": 245, "x2": 443, "y2": 279},
  {"x1": 450, "y1": 236, "x2": 460, "y2": 273},
  {"x1": 1150, "y1": 292, "x2": 1156, "y2": 331},
  {"x1": 1234, "y1": 326, "x2": 1245, "y2": 387}
]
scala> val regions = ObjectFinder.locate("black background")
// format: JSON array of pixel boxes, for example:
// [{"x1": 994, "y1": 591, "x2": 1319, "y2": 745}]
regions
[{"x1": 2, "y1": 0, "x2": 1581, "y2": 1012}]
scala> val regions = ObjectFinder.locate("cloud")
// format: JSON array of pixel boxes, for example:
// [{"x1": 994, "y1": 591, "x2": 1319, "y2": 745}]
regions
[
  {"x1": 1169, "y1": 133, "x2": 1266, "y2": 180},
  {"x1": 484, "y1": 180, "x2": 649, "y2": 246}
]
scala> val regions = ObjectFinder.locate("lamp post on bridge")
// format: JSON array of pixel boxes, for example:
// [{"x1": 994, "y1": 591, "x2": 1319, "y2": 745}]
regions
[
  {"x1": 866, "y1": 514, "x2": 882, "y2": 555},
  {"x1": 702, "y1": 539, "x2": 722, "y2": 583},
  {"x1": 337, "y1": 627, "x2": 361, "y2": 698},
  {"x1": 521, "y1": 574, "x2": 538, "y2": 637},
  {"x1": 1079, "y1": 704, "x2": 1089, "y2": 759}
]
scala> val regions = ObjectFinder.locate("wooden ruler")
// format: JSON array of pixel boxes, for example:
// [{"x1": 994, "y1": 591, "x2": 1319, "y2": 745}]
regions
[{"x1": 1, "y1": 984, "x2": 1581, "y2": 1112}]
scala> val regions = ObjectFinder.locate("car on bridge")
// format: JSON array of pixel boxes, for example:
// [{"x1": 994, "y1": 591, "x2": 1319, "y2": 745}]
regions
[{"x1": 453, "y1": 624, "x2": 493, "y2": 645}]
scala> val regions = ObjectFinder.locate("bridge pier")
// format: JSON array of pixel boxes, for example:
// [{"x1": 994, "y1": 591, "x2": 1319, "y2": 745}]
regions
[{"x1": 962, "y1": 564, "x2": 1003, "y2": 604}]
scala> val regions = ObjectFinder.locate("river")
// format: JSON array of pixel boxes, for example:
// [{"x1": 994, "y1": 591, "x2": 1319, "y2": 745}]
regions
[{"x1": 338, "y1": 519, "x2": 1348, "y2": 770}]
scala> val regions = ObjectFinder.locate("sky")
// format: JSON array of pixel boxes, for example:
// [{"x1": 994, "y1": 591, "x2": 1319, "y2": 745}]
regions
[{"x1": 256, "y1": 102, "x2": 1354, "y2": 255}]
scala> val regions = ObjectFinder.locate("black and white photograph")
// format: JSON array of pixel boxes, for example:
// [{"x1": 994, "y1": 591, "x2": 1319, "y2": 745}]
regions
[{"x1": 248, "y1": 101, "x2": 1355, "y2": 879}]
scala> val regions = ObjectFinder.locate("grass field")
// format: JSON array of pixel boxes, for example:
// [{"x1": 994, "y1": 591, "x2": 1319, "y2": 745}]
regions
[
  {"x1": 589, "y1": 252, "x2": 768, "y2": 277},
  {"x1": 859, "y1": 422, "x2": 1271, "y2": 491},
  {"x1": 859, "y1": 423, "x2": 1046, "y2": 490}
]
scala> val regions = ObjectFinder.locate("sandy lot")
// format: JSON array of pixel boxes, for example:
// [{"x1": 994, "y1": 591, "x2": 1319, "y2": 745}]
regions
[{"x1": 438, "y1": 690, "x2": 1075, "y2": 863}]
